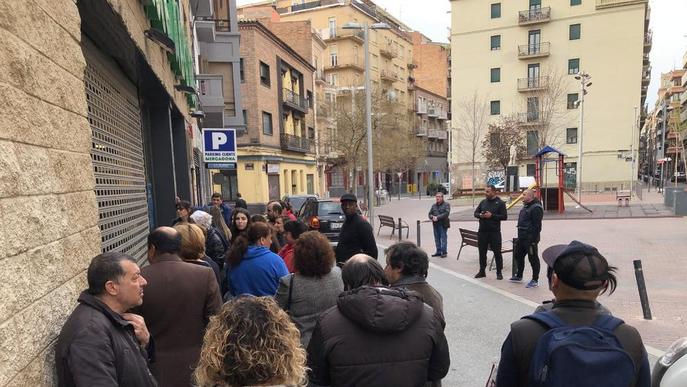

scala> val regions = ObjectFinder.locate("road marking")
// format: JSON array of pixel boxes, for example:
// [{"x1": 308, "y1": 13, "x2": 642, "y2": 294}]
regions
[{"x1": 378, "y1": 244, "x2": 665, "y2": 357}]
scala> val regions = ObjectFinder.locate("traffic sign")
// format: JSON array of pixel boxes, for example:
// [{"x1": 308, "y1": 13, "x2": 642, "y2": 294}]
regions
[{"x1": 203, "y1": 128, "x2": 236, "y2": 163}]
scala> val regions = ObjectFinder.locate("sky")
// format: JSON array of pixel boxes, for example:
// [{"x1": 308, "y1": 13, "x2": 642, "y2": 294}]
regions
[{"x1": 236, "y1": 0, "x2": 686, "y2": 108}]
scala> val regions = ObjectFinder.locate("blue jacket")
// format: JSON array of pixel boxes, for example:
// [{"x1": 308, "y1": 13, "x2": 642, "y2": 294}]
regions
[
  {"x1": 227, "y1": 246, "x2": 288, "y2": 297},
  {"x1": 205, "y1": 202, "x2": 232, "y2": 226}
]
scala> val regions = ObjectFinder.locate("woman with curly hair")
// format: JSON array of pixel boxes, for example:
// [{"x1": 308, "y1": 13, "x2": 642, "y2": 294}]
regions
[
  {"x1": 275, "y1": 231, "x2": 343, "y2": 347},
  {"x1": 224, "y1": 222, "x2": 288, "y2": 297},
  {"x1": 194, "y1": 296, "x2": 307, "y2": 387}
]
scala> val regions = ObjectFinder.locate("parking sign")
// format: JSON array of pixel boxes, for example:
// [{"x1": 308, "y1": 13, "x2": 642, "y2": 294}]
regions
[{"x1": 203, "y1": 128, "x2": 236, "y2": 163}]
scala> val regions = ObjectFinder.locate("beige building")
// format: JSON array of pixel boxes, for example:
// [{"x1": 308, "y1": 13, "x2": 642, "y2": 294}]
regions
[{"x1": 450, "y1": 0, "x2": 651, "y2": 193}]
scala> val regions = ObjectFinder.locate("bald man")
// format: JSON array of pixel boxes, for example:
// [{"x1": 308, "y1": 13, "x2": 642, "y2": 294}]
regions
[{"x1": 510, "y1": 190, "x2": 544, "y2": 288}]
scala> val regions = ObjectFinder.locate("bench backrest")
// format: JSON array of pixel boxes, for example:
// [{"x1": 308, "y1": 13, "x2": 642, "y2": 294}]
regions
[
  {"x1": 458, "y1": 228, "x2": 479, "y2": 246},
  {"x1": 378, "y1": 215, "x2": 396, "y2": 226}
]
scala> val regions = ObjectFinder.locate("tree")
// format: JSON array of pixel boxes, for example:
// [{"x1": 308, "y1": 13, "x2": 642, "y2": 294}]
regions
[
  {"x1": 482, "y1": 115, "x2": 527, "y2": 177},
  {"x1": 456, "y1": 91, "x2": 489, "y2": 204},
  {"x1": 520, "y1": 68, "x2": 573, "y2": 149}
]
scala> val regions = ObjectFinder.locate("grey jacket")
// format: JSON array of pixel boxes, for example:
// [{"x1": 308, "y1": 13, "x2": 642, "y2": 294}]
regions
[
  {"x1": 429, "y1": 201, "x2": 451, "y2": 228},
  {"x1": 275, "y1": 268, "x2": 344, "y2": 348}
]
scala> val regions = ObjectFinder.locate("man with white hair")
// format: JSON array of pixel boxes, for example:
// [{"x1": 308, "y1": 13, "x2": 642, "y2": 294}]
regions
[{"x1": 510, "y1": 189, "x2": 544, "y2": 288}]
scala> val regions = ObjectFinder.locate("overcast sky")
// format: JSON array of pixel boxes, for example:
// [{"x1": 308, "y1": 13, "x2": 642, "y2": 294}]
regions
[{"x1": 236, "y1": 0, "x2": 686, "y2": 108}]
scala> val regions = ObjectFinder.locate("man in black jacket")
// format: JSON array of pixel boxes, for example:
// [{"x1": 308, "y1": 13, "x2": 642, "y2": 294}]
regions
[
  {"x1": 307, "y1": 255, "x2": 450, "y2": 387},
  {"x1": 429, "y1": 192, "x2": 451, "y2": 258},
  {"x1": 473, "y1": 185, "x2": 508, "y2": 279},
  {"x1": 510, "y1": 189, "x2": 544, "y2": 288},
  {"x1": 56, "y1": 252, "x2": 157, "y2": 387},
  {"x1": 334, "y1": 193, "x2": 378, "y2": 264}
]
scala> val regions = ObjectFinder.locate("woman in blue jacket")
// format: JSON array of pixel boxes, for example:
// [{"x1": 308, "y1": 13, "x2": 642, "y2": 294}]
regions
[{"x1": 224, "y1": 222, "x2": 289, "y2": 298}]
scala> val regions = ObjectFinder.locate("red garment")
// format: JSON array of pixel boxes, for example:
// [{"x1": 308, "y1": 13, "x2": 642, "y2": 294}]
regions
[
  {"x1": 278, "y1": 243, "x2": 295, "y2": 273},
  {"x1": 286, "y1": 210, "x2": 297, "y2": 221}
]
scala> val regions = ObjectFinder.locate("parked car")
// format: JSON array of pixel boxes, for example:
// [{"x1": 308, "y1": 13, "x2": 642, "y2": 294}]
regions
[
  {"x1": 298, "y1": 198, "x2": 346, "y2": 242},
  {"x1": 426, "y1": 182, "x2": 448, "y2": 196},
  {"x1": 671, "y1": 172, "x2": 686, "y2": 183},
  {"x1": 282, "y1": 194, "x2": 318, "y2": 216}
]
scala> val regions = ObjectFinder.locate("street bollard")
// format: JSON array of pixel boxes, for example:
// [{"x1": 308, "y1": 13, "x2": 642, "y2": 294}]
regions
[
  {"x1": 512, "y1": 238, "x2": 518, "y2": 275},
  {"x1": 398, "y1": 218, "x2": 403, "y2": 242},
  {"x1": 416, "y1": 220, "x2": 421, "y2": 247},
  {"x1": 633, "y1": 260, "x2": 653, "y2": 320}
]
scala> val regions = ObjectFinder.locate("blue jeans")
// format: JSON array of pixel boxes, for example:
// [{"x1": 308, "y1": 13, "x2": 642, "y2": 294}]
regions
[{"x1": 433, "y1": 222, "x2": 448, "y2": 255}]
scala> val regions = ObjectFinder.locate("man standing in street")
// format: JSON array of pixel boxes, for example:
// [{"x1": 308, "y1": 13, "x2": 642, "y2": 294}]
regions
[
  {"x1": 335, "y1": 193, "x2": 378, "y2": 264},
  {"x1": 56, "y1": 252, "x2": 157, "y2": 387},
  {"x1": 429, "y1": 192, "x2": 451, "y2": 258},
  {"x1": 235, "y1": 192, "x2": 248, "y2": 209},
  {"x1": 208, "y1": 192, "x2": 232, "y2": 226},
  {"x1": 134, "y1": 227, "x2": 222, "y2": 387},
  {"x1": 496, "y1": 241, "x2": 650, "y2": 387},
  {"x1": 510, "y1": 189, "x2": 544, "y2": 288},
  {"x1": 473, "y1": 185, "x2": 508, "y2": 279}
]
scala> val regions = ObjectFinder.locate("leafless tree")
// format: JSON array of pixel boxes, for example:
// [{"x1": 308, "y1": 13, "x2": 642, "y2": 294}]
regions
[
  {"x1": 482, "y1": 115, "x2": 527, "y2": 177},
  {"x1": 456, "y1": 91, "x2": 489, "y2": 204}
]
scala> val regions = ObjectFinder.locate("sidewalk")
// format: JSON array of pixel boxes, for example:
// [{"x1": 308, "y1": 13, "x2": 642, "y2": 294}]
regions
[{"x1": 371, "y1": 196, "x2": 687, "y2": 351}]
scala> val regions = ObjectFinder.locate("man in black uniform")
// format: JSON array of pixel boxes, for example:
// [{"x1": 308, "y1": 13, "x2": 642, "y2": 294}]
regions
[
  {"x1": 510, "y1": 189, "x2": 544, "y2": 288},
  {"x1": 335, "y1": 193, "x2": 378, "y2": 264},
  {"x1": 473, "y1": 185, "x2": 508, "y2": 279}
]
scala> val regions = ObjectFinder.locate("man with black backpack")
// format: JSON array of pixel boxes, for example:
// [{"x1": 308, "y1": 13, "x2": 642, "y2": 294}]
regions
[{"x1": 496, "y1": 240, "x2": 650, "y2": 387}]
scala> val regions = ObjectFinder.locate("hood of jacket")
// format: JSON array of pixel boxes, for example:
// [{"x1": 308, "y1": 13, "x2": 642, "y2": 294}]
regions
[
  {"x1": 244, "y1": 245, "x2": 273, "y2": 261},
  {"x1": 337, "y1": 286, "x2": 424, "y2": 333}
]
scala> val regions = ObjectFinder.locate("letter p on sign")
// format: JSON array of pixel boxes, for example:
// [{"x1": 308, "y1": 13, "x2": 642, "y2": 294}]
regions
[{"x1": 212, "y1": 133, "x2": 228, "y2": 150}]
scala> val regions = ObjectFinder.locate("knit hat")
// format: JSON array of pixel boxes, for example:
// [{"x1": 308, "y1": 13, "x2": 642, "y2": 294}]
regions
[
  {"x1": 542, "y1": 240, "x2": 610, "y2": 291},
  {"x1": 190, "y1": 210, "x2": 213, "y2": 229}
]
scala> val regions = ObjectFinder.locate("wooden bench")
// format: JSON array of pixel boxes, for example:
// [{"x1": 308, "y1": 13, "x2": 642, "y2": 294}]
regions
[
  {"x1": 457, "y1": 228, "x2": 515, "y2": 271},
  {"x1": 377, "y1": 215, "x2": 409, "y2": 238},
  {"x1": 616, "y1": 190, "x2": 631, "y2": 207}
]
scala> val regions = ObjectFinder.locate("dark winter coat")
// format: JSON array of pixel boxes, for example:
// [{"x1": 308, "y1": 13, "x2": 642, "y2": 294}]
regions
[
  {"x1": 391, "y1": 275, "x2": 445, "y2": 329},
  {"x1": 132, "y1": 254, "x2": 222, "y2": 387},
  {"x1": 235, "y1": 197, "x2": 248, "y2": 209},
  {"x1": 335, "y1": 213, "x2": 378, "y2": 263},
  {"x1": 429, "y1": 201, "x2": 451, "y2": 228},
  {"x1": 474, "y1": 197, "x2": 508, "y2": 232},
  {"x1": 307, "y1": 286, "x2": 450, "y2": 387},
  {"x1": 516, "y1": 198, "x2": 544, "y2": 242},
  {"x1": 496, "y1": 299, "x2": 650, "y2": 387},
  {"x1": 55, "y1": 292, "x2": 157, "y2": 387},
  {"x1": 205, "y1": 226, "x2": 227, "y2": 268}
]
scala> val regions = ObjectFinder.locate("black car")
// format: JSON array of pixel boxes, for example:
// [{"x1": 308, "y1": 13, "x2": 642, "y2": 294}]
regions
[
  {"x1": 298, "y1": 198, "x2": 346, "y2": 242},
  {"x1": 282, "y1": 194, "x2": 318, "y2": 216}
]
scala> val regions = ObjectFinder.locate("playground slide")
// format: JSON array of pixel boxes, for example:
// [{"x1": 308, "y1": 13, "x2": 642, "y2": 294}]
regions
[
  {"x1": 506, "y1": 182, "x2": 539, "y2": 210},
  {"x1": 563, "y1": 190, "x2": 593, "y2": 213}
]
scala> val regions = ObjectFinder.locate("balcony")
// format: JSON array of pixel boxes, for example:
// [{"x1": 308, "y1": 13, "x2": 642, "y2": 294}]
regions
[
  {"x1": 280, "y1": 133, "x2": 313, "y2": 153},
  {"x1": 518, "y1": 76, "x2": 549, "y2": 92},
  {"x1": 596, "y1": 0, "x2": 648, "y2": 10},
  {"x1": 315, "y1": 70, "x2": 327, "y2": 85},
  {"x1": 282, "y1": 88, "x2": 309, "y2": 113},
  {"x1": 416, "y1": 101, "x2": 427, "y2": 114},
  {"x1": 518, "y1": 42, "x2": 550, "y2": 59},
  {"x1": 380, "y1": 70, "x2": 397, "y2": 83},
  {"x1": 427, "y1": 148, "x2": 447, "y2": 158},
  {"x1": 321, "y1": 27, "x2": 364, "y2": 43},
  {"x1": 197, "y1": 74, "x2": 224, "y2": 109},
  {"x1": 325, "y1": 55, "x2": 364, "y2": 72},
  {"x1": 436, "y1": 130, "x2": 448, "y2": 140},
  {"x1": 427, "y1": 108, "x2": 439, "y2": 118},
  {"x1": 518, "y1": 7, "x2": 551, "y2": 25},
  {"x1": 416, "y1": 127, "x2": 428, "y2": 137},
  {"x1": 438, "y1": 111, "x2": 448, "y2": 120},
  {"x1": 291, "y1": 0, "x2": 321, "y2": 12},
  {"x1": 428, "y1": 129, "x2": 440, "y2": 139},
  {"x1": 518, "y1": 112, "x2": 542, "y2": 126},
  {"x1": 644, "y1": 30, "x2": 652, "y2": 52},
  {"x1": 380, "y1": 43, "x2": 398, "y2": 59}
]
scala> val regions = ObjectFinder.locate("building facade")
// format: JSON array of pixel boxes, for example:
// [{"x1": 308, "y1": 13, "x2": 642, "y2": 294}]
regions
[
  {"x1": 0, "y1": 0, "x2": 220, "y2": 384},
  {"x1": 450, "y1": 0, "x2": 651, "y2": 192},
  {"x1": 238, "y1": 20, "x2": 319, "y2": 208},
  {"x1": 414, "y1": 86, "x2": 450, "y2": 190}
]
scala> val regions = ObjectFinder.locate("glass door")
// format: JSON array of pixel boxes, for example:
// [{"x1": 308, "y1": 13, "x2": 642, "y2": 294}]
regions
[{"x1": 528, "y1": 30, "x2": 541, "y2": 55}]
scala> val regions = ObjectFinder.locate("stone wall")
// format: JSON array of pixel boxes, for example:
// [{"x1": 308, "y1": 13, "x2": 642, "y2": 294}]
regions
[{"x1": 0, "y1": 0, "x2": 102, "y2": 385}]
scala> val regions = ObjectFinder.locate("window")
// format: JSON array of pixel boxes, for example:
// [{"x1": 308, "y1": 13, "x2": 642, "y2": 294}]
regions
[
  {"x1": 530, "y1": 0, "x2": 541, "y2": 8},
  {"x1": 490, "y1": 100, "x2": 500, "y2": 115},
  {"x1": 328, "y1": 17, "x2": 336, "y2": 37},
  {"x1": 259, "y1": 62, "x2": 270, "y2": 87},
  {"x1": 526, "y1": 164, "x2": 536, "y2": 176},
  {"x1": 308, "y1": 127, "x2": 315, "y2": 139},
  {"x1": 567, "y1": 93, "x2": 579, "y2": 109},
  {"x1": 490, "y1": 35, "x2": 501, "y2": 50},
  {"x1": 527, "y1": 96, "x2": 539, "y2": 121},
  {"x1": 242, "y1": 110, "x2": 247, "y2": 127},
  {"x1": 330, "y1": 46, "x2": 338, "y2": 67},
  {"x1": 240, "y1": 58, "x2": 245, "y2": 83},
  {"x1": 329, "y1": 73, "x2": 338, "y2": 86},
  {"x1": 307, "y1": 90, "x2": 313, "y2": 108},
  {"x1": 566, "y1": 128, "x2": 578, "y2": 144},
  {"x1": 569, "y1": 24, "x2": 581, "y2": 40},
  {"x1": 490, "y1": 68, "x2": 501, "y2": 83},
  {"x1": 527, "y1": 131, "x2": 539, "y2": 155},
  {"x1": 568, "y1": 58, "x2": 580, "y2": 74},
  {"x1": 571, "y1": 0, "x2": 581, "y2": 5},
  {"x1": 262, "y1": 111, "x2": 273, "y2": 135},
  {"x1": 491, "y1": 3, "x2": 501, "y2": 18}
]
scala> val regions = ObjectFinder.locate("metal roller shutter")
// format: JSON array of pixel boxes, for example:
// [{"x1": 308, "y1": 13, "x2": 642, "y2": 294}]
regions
[{"x1": 84, "y1": 39, "x2": 150, "y2": 262}]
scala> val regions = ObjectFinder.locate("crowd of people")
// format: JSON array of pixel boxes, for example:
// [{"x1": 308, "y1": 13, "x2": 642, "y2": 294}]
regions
[{"x1": 54, "y1": 191, "x2": 652, "y2": 387}]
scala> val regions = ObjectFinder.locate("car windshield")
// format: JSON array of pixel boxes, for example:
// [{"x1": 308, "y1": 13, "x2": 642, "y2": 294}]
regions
[
  {"x1": 289, "y1": 197, "x2": 308, "y2": 213},
  {"x1": 318, "y1": 202, "x2": 343, "y2": 215}
]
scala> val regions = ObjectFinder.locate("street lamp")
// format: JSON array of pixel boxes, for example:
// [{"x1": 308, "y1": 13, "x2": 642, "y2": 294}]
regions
[
  {"x1": 342, "y1": 21, "x2": 390, "y2": 228},
  {"x1": 574, "y1": 71, "x2": 592, "y2": 202}
]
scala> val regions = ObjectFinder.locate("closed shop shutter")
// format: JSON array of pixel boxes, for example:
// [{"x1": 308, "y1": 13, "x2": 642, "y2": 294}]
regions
[{"x1": 84, "y1": 39, "x2": 150, "y2": 262}]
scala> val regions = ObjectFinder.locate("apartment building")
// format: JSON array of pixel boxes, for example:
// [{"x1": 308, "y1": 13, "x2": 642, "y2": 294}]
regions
[
  {"x1": 238, "y1": 20, "x2": 319, "y2": 207},
  {"x1": 414, "y1": 86, "x2": 450, "y2": 187},
  {"x1": 450, "y1": 0, "x2": 651, "y2": 192}
]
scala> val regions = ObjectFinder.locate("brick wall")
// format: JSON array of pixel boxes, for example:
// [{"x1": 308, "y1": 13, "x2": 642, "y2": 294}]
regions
[
  {"x1": 411, "y1": 32, "x2": 449, "y2": 98},
  {"x1": 0, "y1": 0, "x2": 102, "y2": 385}
]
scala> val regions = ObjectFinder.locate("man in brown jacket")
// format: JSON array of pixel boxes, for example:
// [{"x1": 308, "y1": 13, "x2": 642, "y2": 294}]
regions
[{"x1": 134, "y1": 227, "x2": 222, "y2": 387}]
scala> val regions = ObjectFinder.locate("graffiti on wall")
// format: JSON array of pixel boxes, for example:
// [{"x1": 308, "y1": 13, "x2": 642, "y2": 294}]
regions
[{"x1": 486, "y1": 170, "x2": 505, "y2": 186}]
